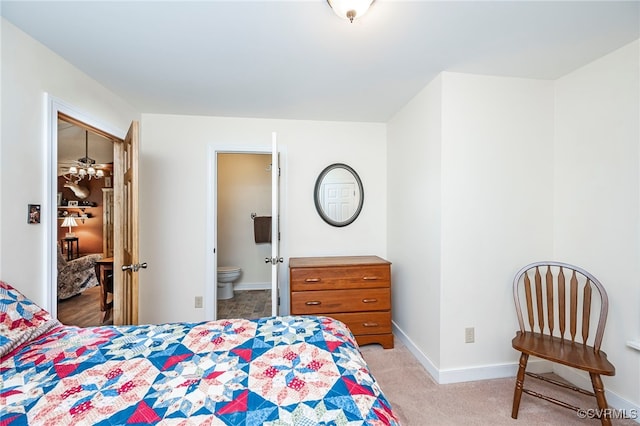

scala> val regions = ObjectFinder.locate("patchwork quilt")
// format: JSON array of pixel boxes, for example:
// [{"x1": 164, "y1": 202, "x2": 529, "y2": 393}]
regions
[{"x1": 0, "y1": 281, "x2": 399, "y2": 425}]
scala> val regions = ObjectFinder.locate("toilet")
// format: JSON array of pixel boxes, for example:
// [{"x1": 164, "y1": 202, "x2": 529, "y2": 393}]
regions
[{"x1": 217, "y1": 266, "x2": 241, "y2": 300}]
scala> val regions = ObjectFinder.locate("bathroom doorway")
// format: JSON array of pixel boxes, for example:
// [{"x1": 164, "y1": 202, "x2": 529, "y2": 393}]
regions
[{"x1": 216, "y1": 152, "x2": 273, "y2": 320}]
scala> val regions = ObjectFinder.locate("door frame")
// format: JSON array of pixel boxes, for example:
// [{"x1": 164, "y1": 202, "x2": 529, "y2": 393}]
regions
[
  {"x1": 205, "y1": 144, "x2": 287, "y2": 321},
  {"x1": 45, "y1": 94, "x2": 127, "y2": 316}
]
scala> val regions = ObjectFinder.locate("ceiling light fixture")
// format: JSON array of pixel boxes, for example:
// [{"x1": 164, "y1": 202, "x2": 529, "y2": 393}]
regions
[
  {"x1": 327, "y1": 0, "x2": 375, "y2": 23},
  {"x1": 65, "y1": 130, "x2": 104, "y2": 183}
]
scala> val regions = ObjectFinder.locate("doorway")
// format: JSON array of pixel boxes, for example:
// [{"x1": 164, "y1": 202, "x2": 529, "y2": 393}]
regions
[
  {"x1": 56, "y1": 117, "x2": 114, "y2": 326},
  {"x1": 216, "y1": 153, "x2": 272, "y2": 319},
  {"x1": 45, "y1": 95, "x2": 129, "y2": 321},
  {"x1": 206, "y1": 139, "x2": 283, "y2": 322}
]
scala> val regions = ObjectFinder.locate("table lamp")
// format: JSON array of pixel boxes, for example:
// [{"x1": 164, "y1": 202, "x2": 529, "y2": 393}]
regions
[{"x1": 61, "y1": 216, "x2": 78, "y2": 238}]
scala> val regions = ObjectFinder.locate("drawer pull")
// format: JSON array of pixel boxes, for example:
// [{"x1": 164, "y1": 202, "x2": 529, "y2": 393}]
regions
[
  {"x1": 363, "y1": 276, "x2": 379, "y2": 280},
  {"x1": 304, "y1": 278, "x2": 321, "y2": 283},
  {"x1": 363, "y1": 322, "x2": 379, "y2": 327},
  {"x1": 362, "y1": 298, "x2": 378, "y2": 303},
  {"x1": 305, "y1": 301, "x2": 321, "y2": 306}
]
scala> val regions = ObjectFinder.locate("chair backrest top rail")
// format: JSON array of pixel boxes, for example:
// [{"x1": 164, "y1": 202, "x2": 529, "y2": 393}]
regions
[{"x1": 513, "y1": 261, "x2": 609, "y2": 350}]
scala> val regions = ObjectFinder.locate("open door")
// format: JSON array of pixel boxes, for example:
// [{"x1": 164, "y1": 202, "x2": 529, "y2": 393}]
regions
[
  {"x1": 113, "y1": 121, "x2": 144, "y2": 325},
  {"x1": 270, "y1": 132, "x2": 281, "y2": 315}
]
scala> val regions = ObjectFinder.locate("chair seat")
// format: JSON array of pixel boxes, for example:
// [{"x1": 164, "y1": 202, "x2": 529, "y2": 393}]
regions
[{"x1": 512, "y1": 331, "x2": 615, "y2": 376}]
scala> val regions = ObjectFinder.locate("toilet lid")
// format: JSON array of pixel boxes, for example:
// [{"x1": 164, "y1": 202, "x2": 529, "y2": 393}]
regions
[{"x1": 218, "y1": 266, "x2": 240, "y2": 272}]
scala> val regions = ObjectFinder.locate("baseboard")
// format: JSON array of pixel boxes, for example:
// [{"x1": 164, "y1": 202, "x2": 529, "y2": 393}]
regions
[
  {"x1": 233, "y1": 281, "x2": 270, "y2": 291},
  {"x1": 391, "y1": 320, "x2": 441, "y2": 382},
  {"x1": 392, "y1": 320, "x2": 551, "y2": 384},
  {"x1": 438, "y1": 359, "x2": 552, "y2": 384},
  {"x1": 392, "y1": 320, "x2": 639, "y2": 423}
]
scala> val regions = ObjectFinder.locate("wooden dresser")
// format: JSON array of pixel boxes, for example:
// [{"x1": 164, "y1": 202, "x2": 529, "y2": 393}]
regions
[{"x1": 289, "y1": 256, "x2": 393, "y2": 349}]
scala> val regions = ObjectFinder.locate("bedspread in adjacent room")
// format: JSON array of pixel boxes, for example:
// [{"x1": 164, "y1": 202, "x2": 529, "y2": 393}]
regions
[{"x1": 0, "y1": 281, "x2": 399, "y2": 425}]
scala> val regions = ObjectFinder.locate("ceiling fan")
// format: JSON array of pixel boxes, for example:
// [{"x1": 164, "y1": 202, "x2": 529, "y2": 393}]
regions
[{"x1": 62, "y1": 129, "x2": 107, "y2": 184}]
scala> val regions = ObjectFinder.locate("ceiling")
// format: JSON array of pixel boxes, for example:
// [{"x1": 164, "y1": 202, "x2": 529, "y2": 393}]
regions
[{"x1": 1, "y1": 1, "x2": 639, "y2": 123}]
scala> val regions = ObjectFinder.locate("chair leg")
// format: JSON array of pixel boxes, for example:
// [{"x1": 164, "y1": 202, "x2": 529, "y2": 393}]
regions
[
  {"x1": 512, "y1": 352, "x2": 529, "y2": 419},
  {"x1": 102, "y1": 309, "x2": 110, "y2": 323},
  {"x1": 590, "y1": 373, "x2": 612, "y2": 426}
]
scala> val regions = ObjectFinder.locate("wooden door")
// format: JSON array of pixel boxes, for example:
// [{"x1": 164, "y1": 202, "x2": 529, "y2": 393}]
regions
[
  {"x1": 113, "y1": 121, "x2": 140, "y2": 325},
  {"x1": 322, "y1": 182, "x2": 356, "y2": 222},
  {"x1": 102, "y1": 188, "x2": 114, "y2": 257}
]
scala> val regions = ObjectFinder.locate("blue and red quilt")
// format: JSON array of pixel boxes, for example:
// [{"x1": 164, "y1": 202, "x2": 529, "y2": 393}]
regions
[{"x1": 0, "y1": 281, "x2": 398, "y2": 425}]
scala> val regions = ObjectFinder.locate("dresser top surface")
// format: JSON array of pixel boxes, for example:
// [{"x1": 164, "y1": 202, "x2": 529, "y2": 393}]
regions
[{"x1": 289, "y1": 256, "x2": 390, "y2": 268}]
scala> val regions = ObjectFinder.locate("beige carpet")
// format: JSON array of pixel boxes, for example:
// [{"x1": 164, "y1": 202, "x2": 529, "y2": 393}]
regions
[{"x1": 360, "y1": 339, "x2": 637, "y2": 425}]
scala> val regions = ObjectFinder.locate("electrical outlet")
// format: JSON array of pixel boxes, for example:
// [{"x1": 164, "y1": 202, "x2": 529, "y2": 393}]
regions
[
  {"x1": 194, "y1": 296, "x2": 203, "y2": 308},
  {"x1": 465, "y1": 327, "x2": 475, "y2": 343}
]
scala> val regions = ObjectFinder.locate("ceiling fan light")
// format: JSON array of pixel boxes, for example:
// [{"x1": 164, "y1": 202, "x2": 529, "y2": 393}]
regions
[
  {"x1": 78, "y1": 168, "x2": 87, "y2": 177},
  {"x1": 87, "y1": 167, "x2": 96, "y2": 176},
  {"x1": 328, "y1": 0, "x2": 374, "y2": 23},
  {"x1": 69, "y1": 166, "x2": 78, "y2": 175},
  {"x1": 96, "y1": 169, "x2": 104, "y2": 178}
]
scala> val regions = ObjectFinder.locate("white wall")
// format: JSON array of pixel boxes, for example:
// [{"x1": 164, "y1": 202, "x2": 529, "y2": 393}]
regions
[
  {"x1": 389, "y1": 72, "x2": 555, "y2": 379},
  {"x1": 387, "y1": 42, "x2": 640, "y2": 410},
  {"x1": 387, "y1": 74, "x2": 443, "y2": 368},
  {"x1": 139, "y1": 114, "x2": 387, "y2": 324},
  {"x1": 1, "y1": 18, "x2": 388, "y2": 326},
  {"x1": 554, "y1": 40, "x2": 640, "y2": 408},
  {"x1": 439, "y1": 73, "x2": 555, "y2": 370},
  {"x1": 0, "y1": 19, "x2": 139, "y2": 305},
  {"x1": 217, "y1": 153, "x2": 272, "y2": 289}
]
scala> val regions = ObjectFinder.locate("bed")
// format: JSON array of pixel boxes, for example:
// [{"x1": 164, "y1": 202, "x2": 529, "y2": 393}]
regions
[{"x1": 0, "y1": 281, "x2": 399, "y2": 425}]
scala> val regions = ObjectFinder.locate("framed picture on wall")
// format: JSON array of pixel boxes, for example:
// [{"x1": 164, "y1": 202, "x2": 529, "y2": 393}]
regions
[
  {"x1": 104, "y1": 177, "x2": 112, "y2": 188},
  {"x1": 57, "y1": 192, "x2": 62, "y2": 206},
  {"x1": 28, "y1": 204, "x2": 41, "y2": 224},
  {"x1": 68, "y1": 200, "x2": 79, "y2": 207}
]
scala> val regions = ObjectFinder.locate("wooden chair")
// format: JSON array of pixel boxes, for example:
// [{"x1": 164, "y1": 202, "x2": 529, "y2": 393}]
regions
[
  {"x1": 95, "y1": 258, "x2": 114, "y2": 323},
  {"x1": 511, "y1": 261, "x2": 615, "y2": 425},
  {"x1": 100, "y1": 272, "x2": 113, "y2": 323}
]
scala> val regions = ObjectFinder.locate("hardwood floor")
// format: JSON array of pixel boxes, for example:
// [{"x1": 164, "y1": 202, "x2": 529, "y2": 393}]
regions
[
  {"x1": 57, "y1": 285, "x2": 112, "y2": 327},
  {"x1": 58, "y1": 287, "x2": 272, "y2": 327}
]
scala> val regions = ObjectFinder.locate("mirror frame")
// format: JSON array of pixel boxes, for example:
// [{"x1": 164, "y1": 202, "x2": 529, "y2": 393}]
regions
[{"x1": 314, "y1": 163, "x2": 364, "y2": 227}]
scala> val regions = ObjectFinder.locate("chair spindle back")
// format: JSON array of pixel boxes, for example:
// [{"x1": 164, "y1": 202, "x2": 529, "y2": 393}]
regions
[{"x1": 513, "y1": 261, "x2": 608, "y2": 351}]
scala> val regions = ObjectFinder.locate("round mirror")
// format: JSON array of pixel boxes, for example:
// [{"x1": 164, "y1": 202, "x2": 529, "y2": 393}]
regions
[{"x1": 314, "y1": 163, "x2": 364, "y2": 227}]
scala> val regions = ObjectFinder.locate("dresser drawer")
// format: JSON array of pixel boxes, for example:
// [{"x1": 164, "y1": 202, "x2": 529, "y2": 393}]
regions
[
  {"x1": 290, "y1": 265, "x2": 390, "y2": 291},
  {"x1": 291, "y1": 288, "x2": 390, "y2": 314},
  {"x1": 329, "y1": 312, "x2": 391, "y2": 336},
  {"x1": 289, "y1": 256, "x2": 394, "y2": 348}
]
